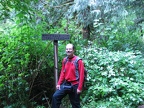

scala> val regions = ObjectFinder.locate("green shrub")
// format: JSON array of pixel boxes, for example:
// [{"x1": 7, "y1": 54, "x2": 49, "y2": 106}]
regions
[
  {"x1": 79, "y1": 44, "x2": 144, "y2": 108},
  {"x1": 0, "y1": 23, "x2": 54, "y2": 107}
]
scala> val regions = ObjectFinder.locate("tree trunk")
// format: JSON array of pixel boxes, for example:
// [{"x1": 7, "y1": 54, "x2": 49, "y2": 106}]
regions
[{"x1": 82, "y1": 26, "x2": 90, "y2": 39}]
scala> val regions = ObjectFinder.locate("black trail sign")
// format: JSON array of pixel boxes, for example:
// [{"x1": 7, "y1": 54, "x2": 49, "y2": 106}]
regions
[{"x1": 42, "y1": 34, "x2": 70, "y2": 90}]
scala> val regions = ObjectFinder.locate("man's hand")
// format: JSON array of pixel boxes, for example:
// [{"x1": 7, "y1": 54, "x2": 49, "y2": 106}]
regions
[
  {"x1": 77, "y1": 89, "x2": 82, "y2": 94},
  {"x1": 56, "y1": 85, "x2": 60, "y2": 90}
]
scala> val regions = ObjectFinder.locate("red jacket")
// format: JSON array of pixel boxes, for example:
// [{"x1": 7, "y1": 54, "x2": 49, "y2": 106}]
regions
[{"x1": 57, "y1": 56, "x2": 85, "y2": 91}]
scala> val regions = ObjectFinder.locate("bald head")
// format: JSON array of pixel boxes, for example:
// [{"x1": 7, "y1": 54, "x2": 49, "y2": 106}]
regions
[
  {"x1": 66, "y1": 44, "x2": 74, "y2": 50},
  {"x1": 66, "y1": 43, "x2": 75, "y2": 58}
]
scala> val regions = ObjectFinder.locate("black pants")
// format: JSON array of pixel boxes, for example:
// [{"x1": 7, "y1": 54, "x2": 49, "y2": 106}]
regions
[{"x1": 51, "y1": 83, "x2": 80, "y2": 108}]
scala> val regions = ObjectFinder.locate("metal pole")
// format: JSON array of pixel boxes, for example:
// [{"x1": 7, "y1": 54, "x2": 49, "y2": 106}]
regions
[{"x1": 54, "y1": 40, "x2": 58, "y2": 90}]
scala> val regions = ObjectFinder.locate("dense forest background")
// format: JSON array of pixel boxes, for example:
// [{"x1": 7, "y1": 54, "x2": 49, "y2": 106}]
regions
[{"x1": 0, "y1": 0, "x2": 144, "y2": 108}]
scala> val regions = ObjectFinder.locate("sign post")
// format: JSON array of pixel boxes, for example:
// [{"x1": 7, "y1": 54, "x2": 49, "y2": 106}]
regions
[{"x1": 42, "y1": 34, "x2": 70, "y2": 90}]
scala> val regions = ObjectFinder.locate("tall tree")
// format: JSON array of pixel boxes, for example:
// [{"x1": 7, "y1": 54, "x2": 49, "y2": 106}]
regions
[{"x1": 45, "y1": 0, "x2": 144, "y2": 40}]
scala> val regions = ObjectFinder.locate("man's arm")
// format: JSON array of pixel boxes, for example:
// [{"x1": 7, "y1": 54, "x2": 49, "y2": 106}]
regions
[
  {"x1": 57, "y1": 59, "x2": 65, "y2": 88},
  {"x1": 77, "y1": 60, "x2": 85, "y2": 92}
]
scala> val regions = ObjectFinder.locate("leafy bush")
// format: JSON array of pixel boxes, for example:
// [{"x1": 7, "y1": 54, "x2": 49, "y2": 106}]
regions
[
  {"x1": 79, "y1": 43, "x2": 144, "y2": 108},
  {"x1": 0, "y1": 23, "x2": 54, "y2": 107},
  {"x1": 93, "y1": 18, "x2": 144, "y2": 53}
]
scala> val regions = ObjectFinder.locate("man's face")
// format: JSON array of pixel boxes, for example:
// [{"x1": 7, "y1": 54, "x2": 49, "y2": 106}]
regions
[{"x1": 66, "y1": 44, "x2": 74, "y2": 57}]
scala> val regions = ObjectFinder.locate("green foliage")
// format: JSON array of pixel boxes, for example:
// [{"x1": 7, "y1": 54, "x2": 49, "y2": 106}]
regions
[
  {"x1": 0, "y1": 19, "x2": 54, "y2": 107},
  {"x1": 0, "y1": 26, "x2": 30, "y2": 107},
  {"x1": 0, "y1": 0, "x2": 144, "y2": 107},
  {"x1": 93, "y1": 15, "x2": 144, "y2": 52},
  {"x1": 80, "y1": 45, "x2": 144, "y2": 108}
]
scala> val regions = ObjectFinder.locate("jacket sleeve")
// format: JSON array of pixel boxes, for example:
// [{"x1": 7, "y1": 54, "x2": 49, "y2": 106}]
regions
[
  {"x1": 77, "y1": 60, "x2": 85, "y2": 91},
  {"x1": 57, "y1": 59, "x2": 65, "y2": 85}
]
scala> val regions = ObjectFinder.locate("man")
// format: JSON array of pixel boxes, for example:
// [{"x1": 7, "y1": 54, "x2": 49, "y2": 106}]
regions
[{"x1": 51, "y1": 43, "x2": 85, "y2": 108}]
